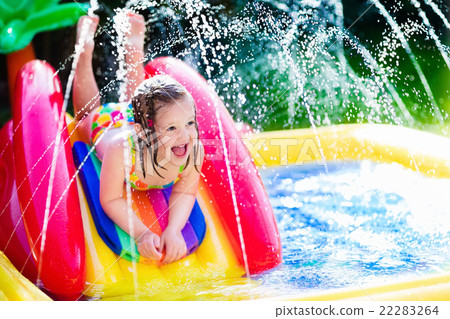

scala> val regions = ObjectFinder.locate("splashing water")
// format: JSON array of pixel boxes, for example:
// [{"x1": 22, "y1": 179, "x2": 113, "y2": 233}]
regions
[
  {"x1": 89, "y1": 0, "x2": 99, "y2": 15},
  {"x1": 410, "y1": 0, "x2": 450, "y2": 70},
  {"x1": 174, "y1": 0, "x2": 253, "y2": 276},
  {"x1": 113, "y1": 8, "x2": 140, "y2": 298},
  {"x1": 1, "y1": 0, "x2": 448, "y2": 131},
  {"x1": 1, "y1": 0, "x2": 449, "y2": 299},
  {"x1": 369, "y1": 0, "x2": 444, "y2": 124},
  {"x1": 423, "y1": 0, "x2": 450, "y2": 30},
  {"x1": 258, "y1": 161, "x2": 450, "y2": 296}
]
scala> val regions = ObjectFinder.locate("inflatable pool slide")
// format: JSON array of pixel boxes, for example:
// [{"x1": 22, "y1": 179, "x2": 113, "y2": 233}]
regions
[
  {"x1": 1, "y1": 56, "x2": 450, "y2": 301},
  {"x1": 0, "y1": 57, "x2": 281, "y2": 300}
]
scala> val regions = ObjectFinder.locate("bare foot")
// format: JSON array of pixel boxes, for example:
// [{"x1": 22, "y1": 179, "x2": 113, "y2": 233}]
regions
[
  {"x1": 125, "y1": 12, "x2": 146, "y2": 50},
  {"x1": 73, "y1": 14, "x2": 101, "y2": 120},
  {"x1": 124, "y1": 12, "x2": 146, "y2": 97},
  {"x1": 76, "y1": 15, "x2": 99, "y2": 54}
]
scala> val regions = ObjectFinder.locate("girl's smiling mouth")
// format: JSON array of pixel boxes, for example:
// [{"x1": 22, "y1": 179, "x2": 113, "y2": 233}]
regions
[{"x1": 171, "y1": 143, "x2": 188, "y2": 157}]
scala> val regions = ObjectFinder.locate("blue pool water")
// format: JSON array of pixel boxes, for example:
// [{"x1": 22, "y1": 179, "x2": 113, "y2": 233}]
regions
[
  {"x1": 104, "y1": 160, "x2": 450, "y2": 300},
  {"x1": 257, "y1": 161, "x2": 450, "y2": 295}
]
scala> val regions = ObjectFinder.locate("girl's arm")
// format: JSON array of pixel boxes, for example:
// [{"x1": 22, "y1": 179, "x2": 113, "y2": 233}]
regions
[
  {"x1": 159, "y1": 145, "x2": 204, "y2": 264},
  {"x1": 99, "y1": 138, "x2": 162, "y2": 260}
]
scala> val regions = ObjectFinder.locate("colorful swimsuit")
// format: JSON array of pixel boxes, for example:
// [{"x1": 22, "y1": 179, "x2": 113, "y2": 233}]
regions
[
  {"x1": 91, "y1": 102, "x2": 135, "y2": 145},
  {"x1": 126, "y1": 136, "x2": 184, "y2": 190},
  {"x1": 91, "y1": 102, "x2": 184, "y2": 191}
]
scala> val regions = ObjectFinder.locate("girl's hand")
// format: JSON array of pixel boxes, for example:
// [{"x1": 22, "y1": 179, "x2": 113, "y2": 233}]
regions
[
  {"x1": 136, "y1": 232, "x2": 162, "y2": 260},
  {"x1": 159, "y1": 226, "x2": 187, "y2": 264}
]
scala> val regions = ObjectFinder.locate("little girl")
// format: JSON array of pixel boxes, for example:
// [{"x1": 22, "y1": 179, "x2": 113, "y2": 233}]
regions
[{"x1": 73, "y1": 13, "x2": 204, "y2": 265}]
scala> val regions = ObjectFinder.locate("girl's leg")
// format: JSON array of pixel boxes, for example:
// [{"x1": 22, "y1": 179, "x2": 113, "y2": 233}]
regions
[
  {"x1": 124, "y1": 13, "x2": 146, "y2": 100},
  {"x1": 73, "y1": 15, "x2": 101, "y2": 121}
]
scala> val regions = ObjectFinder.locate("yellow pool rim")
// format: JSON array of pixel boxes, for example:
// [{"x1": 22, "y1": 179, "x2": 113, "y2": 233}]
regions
[
  {"x1": 246, "y1": 124, "x2": 450, "y2": 301},
  {"x1": 245, "y1": 124, "x2": 450, "y2": 178},
  {"x1": 0, "y1": 251, "x2": 51, "y2": 301}
]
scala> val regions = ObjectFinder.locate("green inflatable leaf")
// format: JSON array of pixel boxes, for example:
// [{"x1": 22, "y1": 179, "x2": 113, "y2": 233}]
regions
[{"x1": 0, "y1": 0, "x2": 90, "y2": 54}]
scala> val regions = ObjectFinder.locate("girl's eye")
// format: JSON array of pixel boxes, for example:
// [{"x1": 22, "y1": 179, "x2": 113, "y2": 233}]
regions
[
  {"x1": 167, "y1": 126, "x2": 176, "y2": 132},
  {"x1": 187, "y1": 121, "x2": 195, "y2": 126}
]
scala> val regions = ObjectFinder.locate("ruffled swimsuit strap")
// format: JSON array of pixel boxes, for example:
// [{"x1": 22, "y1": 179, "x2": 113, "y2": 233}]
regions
[
  {"x1": 149, "y1": 164, "x2": 185, "y2": 189},
  {"x1": 172, "y1": 164, "x2": 185, "y2": 185},
  {"x1": 126, "y1": 135, "x2": 148, "y2": 190}
]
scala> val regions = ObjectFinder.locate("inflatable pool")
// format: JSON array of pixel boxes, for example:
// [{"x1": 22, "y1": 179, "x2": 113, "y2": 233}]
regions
[
  {"x1": 0, "y1": 251, "x2": 50, "y2": 301},
  {"x1": 0, "y1": 58, "x2": 449, "y2": 302},
  {"x1": 0, "y1": 57, "x2": 281, "y2": 299},
  {"x1": 247, "y1": 124, "x2": 450, "y2": 301},
  {"x1": 2, "y1": 115, "x2": 450, "y2": 300}
]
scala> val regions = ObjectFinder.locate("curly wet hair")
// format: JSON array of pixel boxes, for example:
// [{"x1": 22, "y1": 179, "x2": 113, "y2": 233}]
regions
[{"x1": 131, "y1": 74, "x2": 200, "y2": 179}]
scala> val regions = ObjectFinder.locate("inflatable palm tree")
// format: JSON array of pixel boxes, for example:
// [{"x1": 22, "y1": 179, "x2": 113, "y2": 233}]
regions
[{"x1": 0, "y1": 0, "x2": 89, "y2": 103}]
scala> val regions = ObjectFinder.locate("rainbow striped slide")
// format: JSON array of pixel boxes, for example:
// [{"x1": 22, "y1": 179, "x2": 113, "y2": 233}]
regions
[{"x1": 72, "y1": 141, "x2": 206, "y2": 263}]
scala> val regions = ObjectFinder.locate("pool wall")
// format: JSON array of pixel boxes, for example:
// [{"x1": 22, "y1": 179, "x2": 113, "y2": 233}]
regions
[{"x1": 248, "y1": 124, "x2": 450, "y2": 300}]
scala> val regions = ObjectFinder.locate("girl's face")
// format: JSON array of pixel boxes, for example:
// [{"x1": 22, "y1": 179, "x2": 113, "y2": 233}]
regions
[{"x1": 153, "y1": 96, "x2": 197, "y2": 167}]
